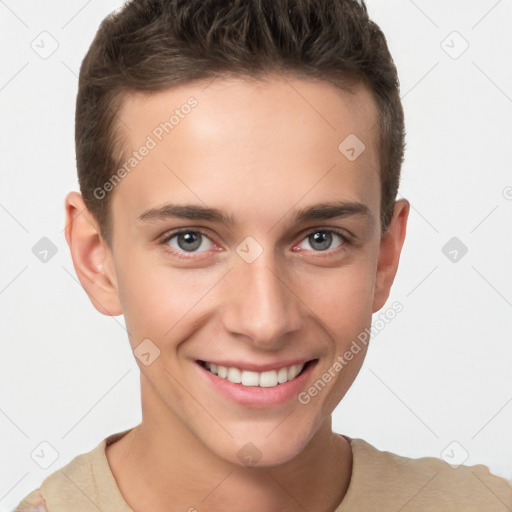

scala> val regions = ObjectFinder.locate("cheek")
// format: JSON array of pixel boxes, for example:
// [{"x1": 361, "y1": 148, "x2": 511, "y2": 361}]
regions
[
  {"x1": 116, "y1": 258, "x2": 218, "y2": 346},
  {"x1": 291, "y1": 257, "x2": 376, "y2": 407},
  {"x1": 293, "y1": 257, "x2": 376, "y2": 333},
  {"x1": 116, "y1": 240, "x2": 378, "y2": 352}
]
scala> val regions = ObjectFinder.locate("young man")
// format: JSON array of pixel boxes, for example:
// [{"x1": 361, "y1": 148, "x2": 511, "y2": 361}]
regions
[{"x1": 15, "y1": 0, "x2": 511, "y2": 510}]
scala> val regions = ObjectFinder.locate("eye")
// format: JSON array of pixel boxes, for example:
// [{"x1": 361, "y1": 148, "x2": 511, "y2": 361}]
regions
[
  {"x1": 159, "y1": 227, "x2": 351, "y2": 260},
  {"x1": 296, "y1": 229, "x2": 349, "y2": 253},
  {"x1": 161, "y1": 229, "x2": 214, "y2": 256}
]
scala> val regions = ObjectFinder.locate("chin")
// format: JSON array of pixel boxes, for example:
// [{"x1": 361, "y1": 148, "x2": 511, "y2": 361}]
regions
[{"x1": 204, "y1": 422, "x2": 315, "y2": 468}]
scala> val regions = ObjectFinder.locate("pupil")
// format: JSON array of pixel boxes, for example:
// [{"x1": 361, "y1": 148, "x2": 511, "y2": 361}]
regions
[
  {"x1": 178, "y1": 232, "x2": 201, "y2": 251},
  {"x1": 310, "y1": 231, "x2": 331, "y2": 251}
]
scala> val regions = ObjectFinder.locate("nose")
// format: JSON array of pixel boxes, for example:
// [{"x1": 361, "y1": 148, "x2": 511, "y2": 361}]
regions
[{"x1": 219, "y1": 251, "x2": 304, "y2": 350}]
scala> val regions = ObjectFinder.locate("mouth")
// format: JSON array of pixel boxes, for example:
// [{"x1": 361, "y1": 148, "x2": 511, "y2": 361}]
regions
[{"x1": 197, "y1": 359, "x2": 316, "y2": 388}]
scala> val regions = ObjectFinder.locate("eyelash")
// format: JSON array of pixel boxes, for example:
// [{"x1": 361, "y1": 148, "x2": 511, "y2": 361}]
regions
[{"x1": 158, "y1": 227, "x2": 352, "y2": 260}]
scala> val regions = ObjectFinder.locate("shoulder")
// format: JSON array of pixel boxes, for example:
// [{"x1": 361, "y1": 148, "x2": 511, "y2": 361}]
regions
[
  {"x1": 11, "y1": 489, "x2": 48, "y2": 512},
  {"x1": 12, "y1": 428, "x2": 134, "y2": 512},
  {"x1": 11, "y1": 439, "x2": 105, "y2": 512},
  {"x1": 341, "y1": 437, "x2": 512, "y2": 511},
  {"x1": 12, "y1": 445, "x2": 101, "y2": 511}
]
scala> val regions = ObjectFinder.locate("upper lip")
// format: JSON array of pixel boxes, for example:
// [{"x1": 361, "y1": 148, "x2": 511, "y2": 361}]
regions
[{"x1": 197, "y1": 358, "x2": 316, "y2": 373}]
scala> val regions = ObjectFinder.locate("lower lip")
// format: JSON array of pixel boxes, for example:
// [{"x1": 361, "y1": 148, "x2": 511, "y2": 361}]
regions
[{"x1": 196, "y1": 360, "x2": 317, "y2": 408}]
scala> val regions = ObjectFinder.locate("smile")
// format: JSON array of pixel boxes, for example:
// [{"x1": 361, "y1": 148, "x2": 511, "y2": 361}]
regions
[{"x1": 198, "y1": 360, "x2": 313, "y2": 388}]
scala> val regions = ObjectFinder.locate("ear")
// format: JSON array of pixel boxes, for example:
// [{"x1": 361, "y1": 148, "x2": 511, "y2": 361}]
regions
[
  {"x1": 372, "y1": 198, "x2": 410, "y2": 312},
  {"x1": 64, "y1": 191, "x2": 123, "y2": 316}
]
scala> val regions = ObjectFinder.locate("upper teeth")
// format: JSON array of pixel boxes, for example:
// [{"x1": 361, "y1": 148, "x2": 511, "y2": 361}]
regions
[{"x1": 204, "y1": 361, "x2": 306, "y2": 387}]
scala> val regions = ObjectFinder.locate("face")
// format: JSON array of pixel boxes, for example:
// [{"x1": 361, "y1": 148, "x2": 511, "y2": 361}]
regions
[{"x1": 67, "y1": 75, "x2": 408, "y2": 466}]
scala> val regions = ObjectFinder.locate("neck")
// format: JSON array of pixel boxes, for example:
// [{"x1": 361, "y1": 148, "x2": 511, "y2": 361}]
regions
[{"x1": 106, "y1": 379, "x2": 352, "y2": 512}]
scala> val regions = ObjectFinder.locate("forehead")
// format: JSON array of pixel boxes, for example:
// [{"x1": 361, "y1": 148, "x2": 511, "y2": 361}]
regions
[
  {"x1": 117, "y1": 75, "x2": 379, "y2": 150},
  {"x1": 111, "y1": 75, "x2": 381, "y2": 230}
]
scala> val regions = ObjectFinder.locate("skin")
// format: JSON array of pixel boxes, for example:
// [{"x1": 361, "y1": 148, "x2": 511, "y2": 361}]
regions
[{"x1": 64, "y1": 75, "x2": 409, "y2": 512}]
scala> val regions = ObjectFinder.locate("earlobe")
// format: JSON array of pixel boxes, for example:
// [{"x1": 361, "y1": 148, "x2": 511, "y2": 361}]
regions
[
  {"x1": 64, "y1": 191, "x2": 123, "y2": 316},
  {"x1": 372, "y1": 198, "x2": 410, "y2": 313}
]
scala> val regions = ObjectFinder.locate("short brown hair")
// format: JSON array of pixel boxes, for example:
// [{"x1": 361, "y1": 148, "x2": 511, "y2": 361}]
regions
[{"x1": 76, "y1": 0, "x2": 405, "y2": 247}]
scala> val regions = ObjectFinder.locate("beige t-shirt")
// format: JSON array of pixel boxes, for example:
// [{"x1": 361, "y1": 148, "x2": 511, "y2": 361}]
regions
[{"x1": 14, "y1": 428, "x2": 512, "y2": 512}]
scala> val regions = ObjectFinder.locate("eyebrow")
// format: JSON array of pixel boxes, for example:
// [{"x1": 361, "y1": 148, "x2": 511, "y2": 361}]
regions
[{"x1": 137, "y1": 200, "x2": 374, "y2": 227}]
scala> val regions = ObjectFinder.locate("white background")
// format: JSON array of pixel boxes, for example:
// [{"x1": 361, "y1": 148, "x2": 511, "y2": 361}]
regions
[{"x1": 1, "y1": 0, "x2": 511, "y2": 509}]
